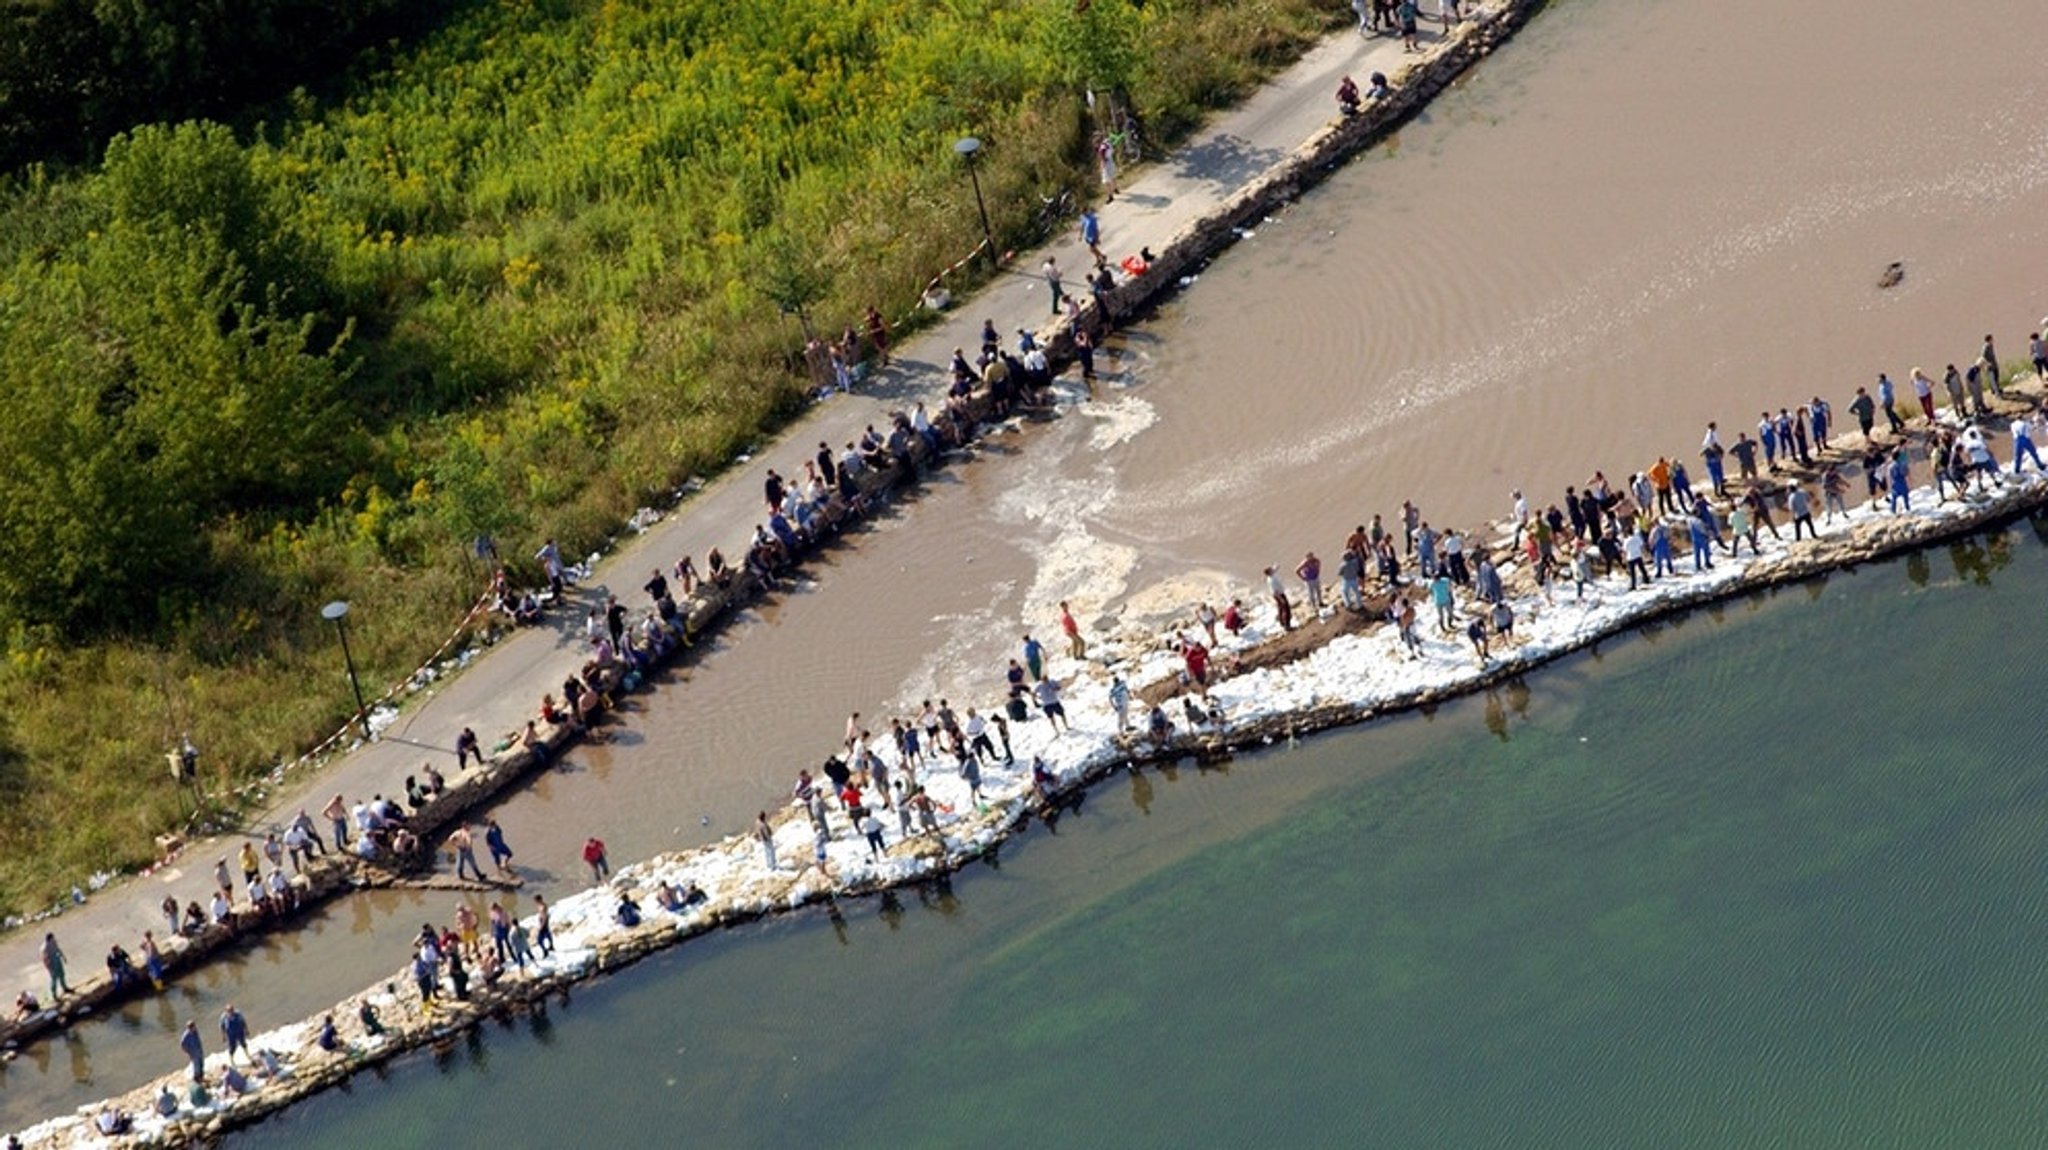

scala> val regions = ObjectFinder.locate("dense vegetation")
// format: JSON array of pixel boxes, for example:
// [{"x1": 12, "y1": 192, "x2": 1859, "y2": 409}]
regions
[
  {"x1": 0, "y1": 0, "x2": 434, "y2": 170},
  {"x1": 0, "y1": 0, "x2": 1337, "y2": 913}
]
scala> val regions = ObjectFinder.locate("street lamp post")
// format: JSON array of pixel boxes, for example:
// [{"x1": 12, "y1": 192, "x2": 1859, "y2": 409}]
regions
[
  {"x1": 954, "y1": 136, "x2": 997, "y2": 269},
  {"x1": 321, "y1": 600, "x2": 371, "y2": 740}
]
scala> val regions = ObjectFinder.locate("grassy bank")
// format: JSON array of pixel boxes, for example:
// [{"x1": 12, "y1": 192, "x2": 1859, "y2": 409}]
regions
[{"x1": 0, "y1": 0, "x2": 1340, "y2": 915}]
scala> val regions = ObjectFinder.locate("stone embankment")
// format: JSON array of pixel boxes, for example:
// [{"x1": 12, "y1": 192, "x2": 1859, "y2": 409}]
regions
[
  {"x1": 24, "y1": 383, "x2": 2048, "y2": 1145},
  {"x1": 47, "y1": 5, "x2": 1974, "y2": 1145},
  {"x1": 0, "y1": 0, "x2": 1542, "y2": 1063}
]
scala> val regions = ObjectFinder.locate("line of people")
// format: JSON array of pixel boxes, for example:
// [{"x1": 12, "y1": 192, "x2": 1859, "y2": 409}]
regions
[{"x1": 1256, "y1": 329, "x2": 2048, "y2": 669}]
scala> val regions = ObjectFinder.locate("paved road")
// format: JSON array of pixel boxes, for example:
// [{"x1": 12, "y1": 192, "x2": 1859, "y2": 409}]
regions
[{"x1": 1, "y1": 16, "x2": 1449, "y2": 1125}]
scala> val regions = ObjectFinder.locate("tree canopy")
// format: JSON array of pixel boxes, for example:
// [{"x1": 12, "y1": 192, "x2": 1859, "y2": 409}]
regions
[{"x1": 0, "y1": 122, "x2": 354, "y2": 632}]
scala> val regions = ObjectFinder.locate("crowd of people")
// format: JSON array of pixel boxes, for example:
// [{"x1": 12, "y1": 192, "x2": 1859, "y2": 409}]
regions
[
  {"x1": 755, "y1": 594, "x2": 1246, "y2": 879},
  {"x1": 303, "y1": 306, "x2": 1114, "y2": 1057},
  {"x1": 1248, "y1": 334, "x2": 2048, "y2": 669},
  {"x1": 74, "y1": 1004, "x2": 301, "y2": 1134},
  {"x1": 20, "y1": 57, "x2": 2044, "y2": 1129},
  {"x1": 766, "y1": 694, "x2": 1036, "y2": 875},
  {"x1": 1351, "y1": 0, "x2": 1463, "y2": 51},
  {"x1": 8, "y1": 724, "x2": 536, "y2": 1046},
  {"x1": 340, "y1": 341, "x2": 1104, "y2": 1012},
  {"x1": 675, "y1": 328, "x2": 2048, "y2": 898},
  {"x1": 396, "y1": 889, "x2": 561, "y2": 1015},
  {"x1": 95, "y1": 887, "x2": 572, "y2": 1130},
  {"x1": 45, "y1": 320, "x2": 2048, "y2": 1136}
]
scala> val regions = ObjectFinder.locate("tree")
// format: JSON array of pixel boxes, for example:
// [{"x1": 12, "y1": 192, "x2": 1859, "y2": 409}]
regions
[
  {"x1": 1036, "y1": 0, "x2": 1143, "y2": 111},
  {"x1": 99, "y1": 120, "x2": 332, "y2": 314},
  {"x1": 0, "y1": 143, "x2": 355, "y2": 634},
  {"x1": 0, "y1": 259, "x2": 202, "y2": 630},
  {"x1": 752, "y1": 230, "x2": 831, "y2": 341},
  {"x1": 430, "y1": 420, "x2": 522, "y2": 557},
  {"x1": 0, "y1": 0, "x2": 419, "y2": 172}
]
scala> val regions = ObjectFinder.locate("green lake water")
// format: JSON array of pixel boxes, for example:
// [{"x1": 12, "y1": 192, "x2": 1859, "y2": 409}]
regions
[{"x1": 246, "y1": 524, "x2": 2048, "y2": 1148}]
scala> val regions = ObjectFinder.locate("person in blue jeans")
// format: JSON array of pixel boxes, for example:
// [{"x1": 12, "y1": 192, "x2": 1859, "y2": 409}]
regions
[
  {"x1": 1702, "y1": 444, "x2": 1727, "y2": 497},
  {"x1": 220, "y1": 1003, "x2": 250, "y2": 1066},
  {"x1": 1429, "y1": 572, "x2": 1456, "y2": 634},
  {"x1": 1887, "y1": 449, "x2": 1913, "y2": 512},
  {"x1": 180, "y1": 1020, "x2": 206, "y2": 1082},
  {"x1": 1337, "y1": 548, "x2": 1366, "y2": 612},
  {"x1": 1671, "y1": 459, "x2": 1696, "y2": 509},
  {"x1": 2012, "y1": 417, "x2": 2045, "y2": 473},
  {"x1": 1650, "y1": 521, "x2": 1675, "y2": 576},
  {"x1": 448, "y1": 825, "x2": 484, "y2": 882},
  {"x1": 1788, "y1": 485, "x2": 1817, "y2": 540},
  {"x1": 1878, "y1": 373, "x2": 1906, "y2": 433}
]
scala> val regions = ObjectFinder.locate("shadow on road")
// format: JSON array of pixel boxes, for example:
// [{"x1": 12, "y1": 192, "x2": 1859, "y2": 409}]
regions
[{"x1": 1172, "y1": 133, "x2": 1286, "y2": 191}]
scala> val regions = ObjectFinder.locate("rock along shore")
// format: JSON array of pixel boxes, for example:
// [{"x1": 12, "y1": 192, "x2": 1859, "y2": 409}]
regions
[
  {"x1": 0, "y1": 0, "x2": 1546, "y2": 1067},
  {"x1": 83, "y1": 4, "x2": 2048, "y2": 1145},
  {"x1": 26, "y1": 394, "x2": 2048, "y2": 1147}
]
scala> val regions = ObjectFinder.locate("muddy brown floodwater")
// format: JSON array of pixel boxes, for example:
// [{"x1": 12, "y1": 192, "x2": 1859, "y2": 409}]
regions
[
  {"x1": 1098, "y1": 0, "x2": 2048, "y2": 598},
  {"x1": 12, "y1": 0, "x2": 2048, "y2": 1127}
]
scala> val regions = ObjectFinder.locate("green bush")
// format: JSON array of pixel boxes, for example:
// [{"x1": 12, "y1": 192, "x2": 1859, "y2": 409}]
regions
[
  {"x1": 0, "y1": 0, "x2": 437, "y2": 171},
  {"x1": 0, "y1": 0, "x2": 1336, "y2": 913}
]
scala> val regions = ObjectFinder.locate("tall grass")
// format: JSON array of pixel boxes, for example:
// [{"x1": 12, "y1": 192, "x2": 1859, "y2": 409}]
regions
[{"x1": 0, "y1": 0, "x2": 1339, "y2": 915}]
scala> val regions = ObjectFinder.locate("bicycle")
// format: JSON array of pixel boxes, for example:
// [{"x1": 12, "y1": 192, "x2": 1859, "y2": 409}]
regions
[
  {"x1": 1033, "y1": 187, "x2": 1075, "y2": 242},
  {"x1": 1108, "y1": 108, "x2": 1143, "y2": 166}
]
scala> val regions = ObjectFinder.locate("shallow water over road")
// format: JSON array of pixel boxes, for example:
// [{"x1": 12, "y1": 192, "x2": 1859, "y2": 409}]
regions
[{"x1": 13, "y1": 0, "x2": 2048, "y2": 1125}]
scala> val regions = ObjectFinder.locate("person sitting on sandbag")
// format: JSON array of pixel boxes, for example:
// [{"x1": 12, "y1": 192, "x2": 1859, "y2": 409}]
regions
[
  {"x1": 95, "y1": 1103, "x2": 134, "y2": 1135},
  {"x1": 656, "y1": 881, "x2": 694, "y2": 914},
  {"x1": 1031, "y1": 757, "x2": 1059, "y2": 804},
  {"x1": 256, "y1": 1047, "x2": 293, "y2": 1082},
  {"x1": 1148, "y1": 705, "x2": 1174, "y2": 744}
]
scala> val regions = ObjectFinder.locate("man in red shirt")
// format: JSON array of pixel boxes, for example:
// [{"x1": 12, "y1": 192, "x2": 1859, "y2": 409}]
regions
[{"x1": 1059, "y1": 600, "x2": 1086, "y2": 660}]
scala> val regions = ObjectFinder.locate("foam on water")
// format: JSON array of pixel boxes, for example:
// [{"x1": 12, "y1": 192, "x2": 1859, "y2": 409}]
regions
[{"x1": 1079, "y1": 394, "x2": 1157, "y2": 452}]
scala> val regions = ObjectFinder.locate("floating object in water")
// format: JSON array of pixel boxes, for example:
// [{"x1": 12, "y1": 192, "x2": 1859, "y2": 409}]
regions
[{"x1": 1877, "y1": 261, "x2": 1905, "y2": 289}]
